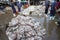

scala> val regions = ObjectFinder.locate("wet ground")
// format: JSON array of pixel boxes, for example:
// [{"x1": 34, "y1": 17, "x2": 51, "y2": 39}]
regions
[
  {"x1": 0, "y1": 10, "x2": 60, "y2": 40},
  {"x1": 41, "y1": 15, "x2": 60, "y2": 40},
  {"x1": 30, "y1": 14, "x2": 60, "y2": 40}
]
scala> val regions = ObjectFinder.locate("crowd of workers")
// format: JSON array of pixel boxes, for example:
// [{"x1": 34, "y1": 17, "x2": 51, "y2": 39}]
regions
[
  {"x1": 45, "y1": 0, "x2": 60, "y2": 25},
  {"x1": 8, "y1": 0, "x2": 60, "y2": 25},
  {"x1": 10, "y1": 0, "x2": 29, "y2": 16}
]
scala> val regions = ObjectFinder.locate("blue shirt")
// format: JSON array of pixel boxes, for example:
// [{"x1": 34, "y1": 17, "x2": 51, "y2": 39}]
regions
[{"x1": 51, "y1": 1, "x2": 57, "y2": 10}]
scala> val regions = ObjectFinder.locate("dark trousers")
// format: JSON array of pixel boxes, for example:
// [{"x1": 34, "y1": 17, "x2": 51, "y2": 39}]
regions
[
  {"x1": 17, "y1": 2, "x2": 22, "y2": 12},
  {"x1": 50, "y1": 10, "x2": 56, "y2": 16},
  {"x1": 45, "y1": 8, "x2": 48, "y2": 14},
  {"x1": 10, "y1": 3, "x2": 16, "y2": 13}
]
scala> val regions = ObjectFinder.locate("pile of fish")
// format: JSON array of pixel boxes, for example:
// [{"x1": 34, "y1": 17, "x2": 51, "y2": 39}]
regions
[
  {"x1": 20, "y1": 5, "x2": 45, "y2": 16},
  {"x1": 31, "y1": 5, "x2": 45, "y2": 16},
  {"x1": 6, "y1": 15, "x2": 46, "y2": 40}
]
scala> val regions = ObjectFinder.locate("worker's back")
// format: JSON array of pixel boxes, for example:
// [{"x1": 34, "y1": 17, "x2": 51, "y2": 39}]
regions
[
  {"x1": 56, "y1": 2, "x2": 60, "y2": 14},
  {"x1": 51, "y1": 1, "x2": 57, "y2": 10}
]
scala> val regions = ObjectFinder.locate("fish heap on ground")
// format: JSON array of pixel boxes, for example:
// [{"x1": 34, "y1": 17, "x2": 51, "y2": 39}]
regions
[
  {"x1": 20, "y1": 5, "x2": 45, "y2": 16},
  {"x1": 6, "y1": 15, "x2": 46, "y2": 40}
]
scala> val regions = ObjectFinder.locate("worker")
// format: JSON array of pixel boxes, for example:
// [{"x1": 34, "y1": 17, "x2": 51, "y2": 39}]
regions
[
  {"x1": 50, "y1": 0, "x2": 57, "y2": 20},
  {"x1": 55, "y1": 0, "x2": 60, "y2": 25},
  {"x1": 10, "y1": 0, "x2": 17, "y2": 17},
  {"x1": 56, "y1": 0, "x2": 60, "y2": 14},
  {"x1": 16, "y1": 0, "x2": 22, "y2": 12},
  {"x1": 10, "y1": 1, "x2": 16, "y2": 17},
  {"x1": 45, "y1": 0, "x2": 50, "y2": 15},
  {"x1": 10, "y1": 0, "x2": 22, "y2": 17}
]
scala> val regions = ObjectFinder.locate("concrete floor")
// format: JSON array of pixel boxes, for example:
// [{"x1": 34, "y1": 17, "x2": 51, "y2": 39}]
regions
[
  {"x1": 42, "y1": 15, "x2": 60, "y2": 40},
  {"x1": 0, "y1": 10, "x2": 13, "y2": 40}
]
